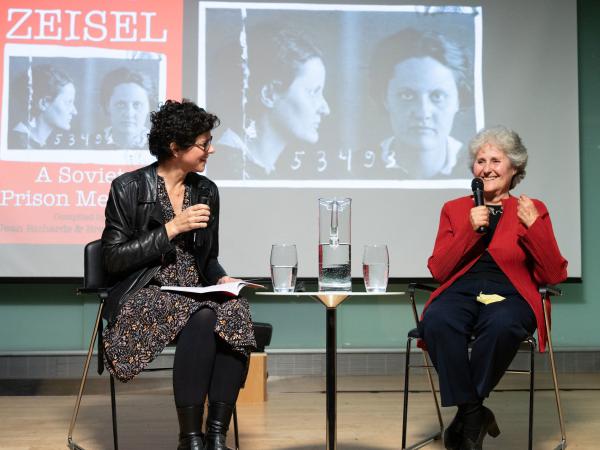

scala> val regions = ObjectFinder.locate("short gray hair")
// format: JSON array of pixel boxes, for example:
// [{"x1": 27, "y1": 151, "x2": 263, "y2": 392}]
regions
[{"x1": 468, "y1": 125, "x2": 528, "y2": 189}]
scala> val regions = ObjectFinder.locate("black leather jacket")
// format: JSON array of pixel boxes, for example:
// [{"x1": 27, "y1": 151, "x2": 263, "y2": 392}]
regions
[{"x1": 101, "y1": 162, "x2": 226, "y2": 324}]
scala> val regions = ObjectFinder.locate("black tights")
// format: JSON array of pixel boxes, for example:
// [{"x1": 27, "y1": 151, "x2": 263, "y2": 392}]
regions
[{"x1": 173, "y1": 307, "x2": 247, "y2": 408}]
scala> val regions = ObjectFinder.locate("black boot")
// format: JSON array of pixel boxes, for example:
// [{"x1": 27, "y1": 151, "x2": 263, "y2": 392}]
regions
[
  {"x1": 205, "y1": 401, "x2": 234, "y2": 450},
  {"x1": 459, "y1": 406, "x2": 500, "y2": 450},
  {"x1": 176, "y1": 405, "x2": 205, "y2": 450},
  {"x1": 443, "y1": 409, "x2": 463, "y2": 450}
]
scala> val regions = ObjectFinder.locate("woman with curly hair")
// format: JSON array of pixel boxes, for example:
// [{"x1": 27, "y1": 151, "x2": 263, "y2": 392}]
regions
[{"x1": 101, "y1": 99, "x2": 255, "y2": 450}]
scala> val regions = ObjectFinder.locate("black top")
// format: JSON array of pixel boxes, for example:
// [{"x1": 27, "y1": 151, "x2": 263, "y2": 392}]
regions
[{"x1": 461, "y1": 205, "x2": 512, "y2": 284}]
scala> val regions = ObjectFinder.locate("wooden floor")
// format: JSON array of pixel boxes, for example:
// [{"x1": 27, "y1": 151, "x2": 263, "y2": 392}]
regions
[{"x1": 1, "y1": 373, "x2": 599, "y2": 449}]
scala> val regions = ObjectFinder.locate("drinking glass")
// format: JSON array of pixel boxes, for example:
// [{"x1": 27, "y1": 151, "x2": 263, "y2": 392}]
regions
[
  {"x1": 362, "y1": 244, "x2": 389, "y2": 293},
  {"x1": 270, "y1": 244, "x2": 298, "y2": 293}
]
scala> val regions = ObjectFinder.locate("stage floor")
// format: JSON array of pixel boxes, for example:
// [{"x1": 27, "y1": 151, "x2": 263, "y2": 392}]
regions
[{"x1": 1, "y1": 373, "x2": 598, "y2": 449}]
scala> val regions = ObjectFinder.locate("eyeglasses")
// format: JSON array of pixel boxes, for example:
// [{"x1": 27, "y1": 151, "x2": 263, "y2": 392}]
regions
[{"x1": 190, "y1": 137, "x2": 213, "y2": 151}]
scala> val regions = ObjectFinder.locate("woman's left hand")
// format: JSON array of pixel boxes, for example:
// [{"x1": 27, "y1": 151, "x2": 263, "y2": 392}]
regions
[
  {"x1": 517, "y1": 194, "x2": 540, "y2": 228},
  {"x1": 217, "y1": 276, "x2": 242, "y2": 284}
]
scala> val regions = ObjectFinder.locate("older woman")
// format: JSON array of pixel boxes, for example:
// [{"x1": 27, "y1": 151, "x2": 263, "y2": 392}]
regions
[
  {"x1": 101, "y1": 99, "x2": 255, "y2": 450},
  {"x1": 370, "y1": 28, "x2": 472, "y2": 179},
  {"x1": 420, "y1": 126, "x2": 567, "y2": 449}
]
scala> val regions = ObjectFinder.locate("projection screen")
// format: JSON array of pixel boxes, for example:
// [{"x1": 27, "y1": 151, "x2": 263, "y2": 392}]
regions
[{"x1": 0, "y1": 0, "x2": 581, "y2": 279}]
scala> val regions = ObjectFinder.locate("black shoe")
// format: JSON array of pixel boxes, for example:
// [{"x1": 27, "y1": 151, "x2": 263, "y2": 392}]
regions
[
  {"x1": 205, "y1": 401, "x2": 234, "y2": 450},
  {"x1": 176, "y1": 405, "x2": 205, "y2": 450},
  {"x1": 444, "y1": 410, "x2": 463, "y2": 450},
  {"x1": 459, "y1": 406, "x2": 500, "y2": 450}
]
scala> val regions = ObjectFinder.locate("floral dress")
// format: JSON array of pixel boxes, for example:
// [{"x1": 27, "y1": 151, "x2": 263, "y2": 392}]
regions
[{"x1": 103, "y1": 176, "x2": 256, "y2": 382}]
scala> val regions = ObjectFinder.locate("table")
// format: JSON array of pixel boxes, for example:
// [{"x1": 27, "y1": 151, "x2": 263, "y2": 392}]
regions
[{"x1": 256, "y1": 291, "x2": 405, "y2": 450}]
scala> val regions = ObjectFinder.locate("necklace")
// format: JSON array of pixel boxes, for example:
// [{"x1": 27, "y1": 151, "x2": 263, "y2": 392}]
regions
[
  {"x1": 487, "y1": 205, "x2": 503, "y2": 216},
  {"x1": 168, "y1": 184, "x2": 186, "y2": 215}
]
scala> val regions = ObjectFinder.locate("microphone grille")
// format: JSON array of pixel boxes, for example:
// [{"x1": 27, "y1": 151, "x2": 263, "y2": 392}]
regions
[{"x1": 471, "y1": 177, "x2": 484, "y2": 192}]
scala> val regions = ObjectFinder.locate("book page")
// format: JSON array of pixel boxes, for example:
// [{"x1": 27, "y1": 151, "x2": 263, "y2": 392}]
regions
[{"x1": 161, "y1": 281, "x2": 264, "y2": 296}]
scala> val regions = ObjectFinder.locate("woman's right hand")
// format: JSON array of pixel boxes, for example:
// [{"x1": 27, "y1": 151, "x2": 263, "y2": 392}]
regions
[
  {"x1": 470, "y1": 205, "x2": 489, "y2": 232},
  {"x1": 165, "y1": 204, "x2": 210, "y2": 240}
]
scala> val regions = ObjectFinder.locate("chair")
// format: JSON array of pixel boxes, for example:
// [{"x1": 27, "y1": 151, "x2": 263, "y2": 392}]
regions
[
  {"x1": 401, "y1": 282, "x2": 566, "y2": 450},
  {"x1": 68, "y1": 239, "x2": 273, "y2": 450}
]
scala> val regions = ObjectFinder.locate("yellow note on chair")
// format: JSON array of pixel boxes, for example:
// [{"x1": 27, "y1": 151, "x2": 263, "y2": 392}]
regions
[{"x1": 476, "y1": 292, "x2": 506, "y2": 305}]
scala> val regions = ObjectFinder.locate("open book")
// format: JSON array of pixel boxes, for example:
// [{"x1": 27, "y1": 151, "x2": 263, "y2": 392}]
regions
[{"x1": 161, "y1": 281, "x2": 264, "y2": 297}]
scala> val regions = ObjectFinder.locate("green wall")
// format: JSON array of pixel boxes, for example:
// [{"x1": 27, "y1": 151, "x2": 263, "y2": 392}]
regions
[{"x1": 0, "y1": 0, "x2": 598, "y2": 352}]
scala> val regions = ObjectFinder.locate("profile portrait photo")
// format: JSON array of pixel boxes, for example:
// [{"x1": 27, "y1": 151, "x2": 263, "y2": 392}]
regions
[
  {"x1": 6, "y1": 63, "x2": 78, "y2": 151},
  {"x1": 1, "y1": 44, "x2": 165, "y2": 165},
  {"x1": 205, "y1": 23, "x2": 331, "y2": 181},
  {"x1": 199, "y1": 3, "x2": 482, "y2": 187}
]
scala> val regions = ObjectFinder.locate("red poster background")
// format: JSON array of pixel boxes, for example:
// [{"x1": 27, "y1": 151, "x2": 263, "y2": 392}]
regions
[{"x1": 0, "y1": 0, "x2": 183, "y2": 244}]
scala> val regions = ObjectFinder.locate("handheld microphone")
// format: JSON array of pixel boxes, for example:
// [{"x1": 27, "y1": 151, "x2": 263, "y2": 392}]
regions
[
  {"x1": 471, "y1": 177, "x2": 488, "y2": 234},
  {"x1": 193, "y1": 195, "x2": 211, "y2": 245}
]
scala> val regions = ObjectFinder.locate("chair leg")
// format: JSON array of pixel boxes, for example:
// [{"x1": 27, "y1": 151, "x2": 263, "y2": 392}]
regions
[
  {"x1": 542, "y1": 300, "x2": 567, "y2": 450},
  {"x1": 401, "y1": 337, "x2": 412, "y2": 449},
  {"x1": 67, "y1": 302, "x2": 104, "y2": 450},
  {"x1": 97, "y1": 316, "x2": 105, "y2": 376},
  {"x1": 233, "y1": 404, "x2": 240, "y2": 450},
  {"x1": 528, "y1": 339, "x2": 535, "y2": 450},
  {"x1": 422, "y1": 350, "x2": 444, "y2": 435},
  {"x1": 402, "y1": 338, "x2": 442, "y2": 450},
  {"x1": 110, "y1": 374, "x2": 119, "y2": 450}
]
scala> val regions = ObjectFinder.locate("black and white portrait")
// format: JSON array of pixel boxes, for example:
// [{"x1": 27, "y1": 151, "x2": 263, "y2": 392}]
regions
[
  {"x1": 199, "y1": 3, "x2": 483, "y2": 187},
  {"x1": 1, "y1": 44, "x2": 165, "y2": 165}
]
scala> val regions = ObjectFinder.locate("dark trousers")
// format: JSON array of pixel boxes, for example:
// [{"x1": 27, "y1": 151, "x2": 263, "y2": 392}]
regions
[
  {"x1": 173, "y1": 307, "x2": 247, "y2": 408},
  {"x1": 420, "y1": 278, "x2": 536, "y2": 407}
]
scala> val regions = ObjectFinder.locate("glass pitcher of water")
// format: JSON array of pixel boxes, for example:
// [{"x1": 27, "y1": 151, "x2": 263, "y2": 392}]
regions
[{"x1": 318, "y1": 198, "x2": 351, "y2": 291}]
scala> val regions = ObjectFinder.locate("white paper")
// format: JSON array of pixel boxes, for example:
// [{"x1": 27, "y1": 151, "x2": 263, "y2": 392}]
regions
[{"x1": 161, "y1": 281, "x2": 264, "y2": 296}]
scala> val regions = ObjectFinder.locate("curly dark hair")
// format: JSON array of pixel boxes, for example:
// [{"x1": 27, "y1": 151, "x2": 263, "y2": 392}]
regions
[
  {"x1": 148, "y1": 99, "x2": 220, "y2": 161},
  {"x1": 370, "y1": 28, "x2": 473, "y2": 109}
]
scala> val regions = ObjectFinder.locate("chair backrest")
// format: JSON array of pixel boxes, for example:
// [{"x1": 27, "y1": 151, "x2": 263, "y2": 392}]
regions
[{"x1": 83, "y1": 239, "x2": 109, "y2": 291}]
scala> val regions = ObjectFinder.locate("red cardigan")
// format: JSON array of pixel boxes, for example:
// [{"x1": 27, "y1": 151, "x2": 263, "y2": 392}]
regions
[{"x1": 424, "y1": 195, "x2": 568, "y2": 352}]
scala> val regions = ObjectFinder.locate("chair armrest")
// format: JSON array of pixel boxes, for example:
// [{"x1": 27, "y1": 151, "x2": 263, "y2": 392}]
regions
[
  {"x1": 77, "y1": 287, "x2": 110, "y2": 297},
  {"x1": 539, "y1": 285, "x2": 562, "y2": 297},
  {"x1": 407, "y1": 282, "x2": 438, "y2": 327},
  {"x1": 407, "y1": 282, "x2": 437, "y2": 295}
]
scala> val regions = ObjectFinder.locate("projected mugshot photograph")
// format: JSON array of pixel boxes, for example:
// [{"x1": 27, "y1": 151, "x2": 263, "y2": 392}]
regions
[
  {"x1": 202, "y1": 5, "x2": 482, "y2": 185},
  {"x1": 8, "y1": 64, "x2": 78, "y2": 150},
  {"x1": 210, "y1": 26, "x2": 330, "y2": 180},
  {"x1": 4, "y1": 54, "x2": 162, "y2": 163},
  {"x1": 369, "y1": 28, "x2": 473, "y2": 179},
  {"x1": 96, "y1": 67, "x2": 155, "y2": 150}
]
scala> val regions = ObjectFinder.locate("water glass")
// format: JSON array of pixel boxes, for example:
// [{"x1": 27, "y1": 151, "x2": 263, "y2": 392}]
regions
[
  {"x1": 362, "y1": 244, "x2": 389, "y2": 293},
  {"x1": 270, "y1": 244, "x2": 298, "y2": 293}
]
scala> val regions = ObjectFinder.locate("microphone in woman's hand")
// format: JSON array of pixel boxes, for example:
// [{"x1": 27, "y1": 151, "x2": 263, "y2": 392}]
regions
[
  {"x1": 193, "y1": 196, "x2": 211, "y2": 244},
  {"x1": 471, "y1": 177, "x2": 488, "y2": 234}
]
